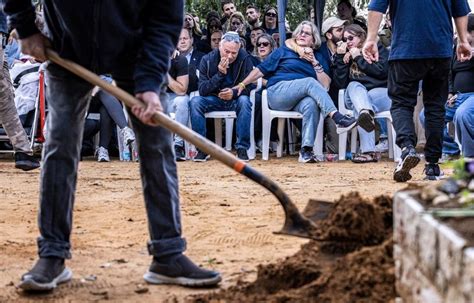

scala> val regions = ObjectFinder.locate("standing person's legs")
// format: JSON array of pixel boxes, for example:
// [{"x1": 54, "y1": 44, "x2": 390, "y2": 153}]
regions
[
  {"x1": 0, "y1": 48, "x2": 39, "y2": 170},
  {"x1": 19, "y1": 63, "x2": 93, "y2": 291},
  {"x1": 114, "y1": 78, "x2": 220, "y2": 286},
  {"x1": 388, "y1": 60, "x2": 426, "y2": 182},
  {"x1": 422, "y1": 58, "x2": 450, "y2": 164}
]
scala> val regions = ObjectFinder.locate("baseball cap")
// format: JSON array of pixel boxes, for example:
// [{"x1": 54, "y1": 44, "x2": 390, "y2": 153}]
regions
[{"x1": 322, "y1": 17, "x2": 348, "y2": 35}]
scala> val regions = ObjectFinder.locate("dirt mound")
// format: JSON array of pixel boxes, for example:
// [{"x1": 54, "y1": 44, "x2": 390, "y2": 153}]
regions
[{"x1": 190, "y1": 192, "x2": 396, "y2": 303}]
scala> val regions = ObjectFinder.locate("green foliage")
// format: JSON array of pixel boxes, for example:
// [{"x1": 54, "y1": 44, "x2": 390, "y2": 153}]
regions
[{"x1": 185, "y1": 0, "x2": 371, "y2": 30}]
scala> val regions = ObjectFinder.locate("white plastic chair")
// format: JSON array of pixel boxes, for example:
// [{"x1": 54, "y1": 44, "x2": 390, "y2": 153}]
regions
[
  {"x1": 190, "y1": 90, "x2": 256, "y2": 159},
  {"x1": 261, "y1": 89, "x2": 324, "y2": 161},
  {"x1": 337, "y1": 89, "x2": 401, "y2": 162}
]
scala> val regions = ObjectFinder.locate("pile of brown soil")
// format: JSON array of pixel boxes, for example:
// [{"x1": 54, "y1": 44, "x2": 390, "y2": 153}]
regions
[{"x1": 191, "y1": 192, "x2": 396, "y2": 303}]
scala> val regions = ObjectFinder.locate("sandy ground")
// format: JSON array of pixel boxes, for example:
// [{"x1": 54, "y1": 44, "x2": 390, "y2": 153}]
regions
[{"x1": 0, "y1": 155, "x2": 436, "y2": 302}]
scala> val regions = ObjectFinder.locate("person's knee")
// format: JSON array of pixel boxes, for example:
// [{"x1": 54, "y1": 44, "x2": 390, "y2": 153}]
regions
[
  {"x1": 347, "y1": 81, "x2": 364, "y2": 91},
  {"x1": 175, "y1": 95, "x2": 190, "y2": 110},
  {"x1": 189, "y1": 96, "x2": 205, "y2": 112},
  {"x1": 236, "y1": 96, "x2": 251, "y2": 110}
]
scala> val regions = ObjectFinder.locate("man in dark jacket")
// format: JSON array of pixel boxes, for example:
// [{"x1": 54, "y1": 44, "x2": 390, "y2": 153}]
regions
[
  {"x1": 4, "y1": 0, "x2": 221, "y2": 291},
  {"x1": 190, "y1": 31, "x2": 254, "y2": 162},
  {"x1": 0, "y1": 8, "x2": 39, "y2": 170}
]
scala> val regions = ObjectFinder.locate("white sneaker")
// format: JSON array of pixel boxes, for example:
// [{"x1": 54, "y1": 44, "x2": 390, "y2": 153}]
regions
[
  {"x1": 375, "y1": 139, "x2": 389, "y2": 153},
  {"x1": 121, "y1": 126, "x2": 135, "y2": 146},
  {"x1": 97, "y1": 146, "x2": 110, "y2": 162}
]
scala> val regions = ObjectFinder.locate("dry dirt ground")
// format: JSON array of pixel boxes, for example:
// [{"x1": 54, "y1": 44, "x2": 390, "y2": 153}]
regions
[{"x1": 0, "y1": 155, "x2": 441, "y2": 302}]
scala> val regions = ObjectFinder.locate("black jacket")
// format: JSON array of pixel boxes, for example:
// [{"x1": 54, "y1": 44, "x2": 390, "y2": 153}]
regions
[
  {"x1": 333, "y1": 42, "x2": 389, "y2": 91},
  {"x1": 198, "y1": 48, "x2": 254, "y2": 98},
  {"x1": 4, "y1": 0, "x2": 183, "y2": 94}
]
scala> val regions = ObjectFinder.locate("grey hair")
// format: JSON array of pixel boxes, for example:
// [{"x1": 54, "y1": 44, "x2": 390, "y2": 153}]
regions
[
  {"x1": 219, "y1": 31, "x2": 241, "y2": 47},
  {"x1": 292, "y1": 20, "x2": 321, "y2": 49}
]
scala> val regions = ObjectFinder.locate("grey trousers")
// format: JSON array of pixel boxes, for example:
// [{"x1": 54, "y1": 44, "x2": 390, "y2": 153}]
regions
[
  {"x1": 38, "y1": 63, "x2": 185, "y2": 259},
  {"x1": 0, "y1": 47, "x2": 32, "y2": 153}
]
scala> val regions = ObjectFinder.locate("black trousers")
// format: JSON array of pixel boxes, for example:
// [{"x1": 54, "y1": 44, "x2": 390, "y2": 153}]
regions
[{"x1": 388, "y1": 58, "x2": 450, "y2": 163}]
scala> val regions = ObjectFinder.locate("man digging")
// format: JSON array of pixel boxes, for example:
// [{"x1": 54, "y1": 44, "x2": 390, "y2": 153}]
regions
[{"x1": 4, "y1": 0, "x2": 221, "y2": 291}]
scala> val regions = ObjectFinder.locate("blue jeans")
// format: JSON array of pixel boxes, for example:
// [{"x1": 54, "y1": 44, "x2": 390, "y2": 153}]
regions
[
  {"x1": 344, "y1": 82, "x2": 391, "y2": 153},
  {"x1": 268, "y1": 77, "x2": 336, "y2": 117},
  {"x1": 419, "y1": 109, "x2": 460, "y2": 156},
  {"x1": 454, "y1": 93, "x2": 474, "y2": 157},
  {"x1": 189, "y1": 95, "x2": 251, "y2": 150},
  {"x1": 168, "y1": 93, "x2": 190, "y2": 147},
  {"x1": 39, "y1": 63, "x2": 185, "y2": 259}
]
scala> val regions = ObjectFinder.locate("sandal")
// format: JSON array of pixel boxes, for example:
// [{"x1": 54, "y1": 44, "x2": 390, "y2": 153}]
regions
[{"x1": 351, "y1": 152, "x2": 378, "y2": 164}]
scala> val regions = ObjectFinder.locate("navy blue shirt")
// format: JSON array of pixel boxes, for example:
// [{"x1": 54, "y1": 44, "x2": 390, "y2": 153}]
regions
[
  {"x1": 257, "y1": 45, "x2": 329, "y2": 88},
  {"x1": 368, "y1": 0, "x2": 471, "y2": 60},
  {"x1": 0, "y1": 10, "x2": 8, "y2": 33}
]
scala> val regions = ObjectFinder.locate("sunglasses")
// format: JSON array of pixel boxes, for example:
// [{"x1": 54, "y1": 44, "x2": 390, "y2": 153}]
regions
[
  {"x1": 257, "y1": 41, "x2": 270, "y2": 47},
  {"x1": 231, "y1": 21, "x2": 242, "y2": 26},
  {"x1": 266, "y1": 12, "x2": 277, "y2": 17},
  {"x1": 185, "y1": 18, "x2": 193, "y2": 22},
  {"x1": 342, "y1": 35, "x2": 356, "y2": 42}
]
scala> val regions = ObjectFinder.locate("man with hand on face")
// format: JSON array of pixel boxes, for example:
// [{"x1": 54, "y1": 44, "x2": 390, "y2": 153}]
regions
[{"x1": 190, "y1": 31, "x2": 254, "y2": 162}]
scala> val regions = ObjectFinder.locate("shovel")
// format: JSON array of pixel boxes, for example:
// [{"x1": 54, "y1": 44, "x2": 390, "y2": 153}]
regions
[{"x1": 45, "y1": 49, "x2": 331, "y2": 239}]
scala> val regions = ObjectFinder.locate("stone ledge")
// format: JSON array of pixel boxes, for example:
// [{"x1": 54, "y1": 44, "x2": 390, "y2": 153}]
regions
[{"x1": 394, "y1": 190, "x2": 473, "y2": 303}]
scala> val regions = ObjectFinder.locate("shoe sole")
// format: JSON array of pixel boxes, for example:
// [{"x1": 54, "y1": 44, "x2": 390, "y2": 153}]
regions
[
  {"x1": 357, "y1": 112, "x2": 375, "y2": 133},
  {"x1": 336, "y1": 121, "x2": 357, "y2": 134},
  {"x1": 19, "y1": 268, "x2": 72, "y2": 291},
  {"x1": 393, "y1": 155, "x2": 420, "y2": 182},
  {"x1": 298, "y1": 155, "x2": 316, "y2": 163},
  {"x1": 176, "y1": 157, "x2": 187, "y2": 162},
  {"x1": 15, "y1": 161, "x2": 40, "y2": 171},
  {"x1": 192, "y1": 155, "x2": 210, "y2": 162},
  {"x1": 143, "y1": 271, "x2": 221, "y2": 287}
]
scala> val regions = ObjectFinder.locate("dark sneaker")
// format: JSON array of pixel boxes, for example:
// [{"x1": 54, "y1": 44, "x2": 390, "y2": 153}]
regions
[
  {"x1": 19, "y1": 257, "x2": 72, "y2": 291},
  {"x1": 15, "y1": 152, "x2": 40, "y2": 171},
  {"x1": 424, "y1": 163, "x2": 444, "y2": 181},
  {"x1": 143, "y1": 254, "x2": 221, "y2": 287},
  {"x1": 334, "y1": 114, "x2": 357, "y2": 134},
  {"x1": 357, "y1": 109, "x2": 375, "y2": 133},
  {"x1": 236, "y1": 148, "x2": 249, "y2": 162},
  {"x1": 298, "y1": 146, "x2": 316, "y2": 163},
  {"x1": 175, "y1": 145, "x2": 186, "y2": 162},
  {"x1": 193, "y1": 150, "x2": 209, "y2": 162},
  {"x1": 393, "y1": 146, "x2": 421, "y2": 182}
]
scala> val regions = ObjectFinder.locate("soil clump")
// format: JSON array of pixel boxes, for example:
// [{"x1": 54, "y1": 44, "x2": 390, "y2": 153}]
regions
[{"x1": 191, "y1": 192, "x2": 396, "y2": 303}]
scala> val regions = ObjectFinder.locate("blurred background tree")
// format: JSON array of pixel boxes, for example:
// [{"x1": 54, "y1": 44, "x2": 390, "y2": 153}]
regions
[{"x1": 185, "y1": 0, "x2": 371, "y2": 29}]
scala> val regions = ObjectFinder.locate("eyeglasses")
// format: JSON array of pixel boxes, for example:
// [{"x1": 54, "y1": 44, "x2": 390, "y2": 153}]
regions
[
  {"x1": 231, "y1": 21, "x2": 242, "y2": 26},
  {"x1": 342, "y1": 35, "x2": 355, "y2": 42},
  {"x1": 257, "y1": 42, "x2": 270, "y2": 47},
  {"x1": 265, "y1": 12, "x2": 277, "y2": 17},
  {"x1": 185, "y1": 18, "x2": 193, "y2": 22}
]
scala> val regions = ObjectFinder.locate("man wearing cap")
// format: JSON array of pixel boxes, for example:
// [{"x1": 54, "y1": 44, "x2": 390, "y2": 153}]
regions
[
  {"x1": 189, "y1": 31, "x2": 254, "y2": 162},
  {"x1": 319, "y1": 16, "x2": 349, "y2": 154}
]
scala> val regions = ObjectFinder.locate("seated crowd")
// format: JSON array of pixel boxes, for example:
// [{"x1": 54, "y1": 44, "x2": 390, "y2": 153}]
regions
[{"x1": 3, "y1": 0, "x2": 474, "y2": 170}]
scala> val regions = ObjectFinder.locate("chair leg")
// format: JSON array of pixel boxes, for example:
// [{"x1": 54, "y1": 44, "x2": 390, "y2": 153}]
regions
[
  {"x1": 262, "y1": 116, "x2": 272, "y2": 161},
  {"x1": 214, "y1": 118, "x2": 223, "y2": 147},
  {"x1": 314, "y1": 113, "x2": 324, "y2": 158},
  {"x1": 338, "y1": 131, "x2": 348, "y2": 160},
  {"x1": 225, "y1": 118, "x2": 234, "y2": 151},
  {"x1": 277, "y1": 118, "x2": 285, "y2": 158},
  {"x1": 350, "y1": 128, "x2": 358, "y2": 154}
]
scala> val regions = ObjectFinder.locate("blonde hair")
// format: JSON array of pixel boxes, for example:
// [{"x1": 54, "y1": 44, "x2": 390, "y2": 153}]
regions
[{"x1": 292, "y1": 20, "x2": 321, "y2": 49}]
